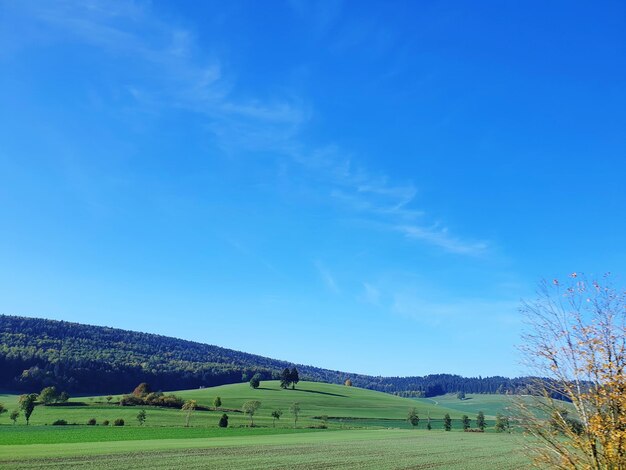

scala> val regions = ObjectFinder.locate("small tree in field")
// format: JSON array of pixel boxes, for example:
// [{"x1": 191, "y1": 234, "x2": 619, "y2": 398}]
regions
[
  {"x1": 213, "y1": 396, "x2": 222, "y2": 409},
  {"x1": 462, "y1": 415, "x2": 471, "y2": 430},
  {"x1": 137, "y1": 409, "x2": 146, "y2": 426},
  {"x1": 427, "y1": 415, "x2": 432, "y2": 430},
  {"x1": 519, "y1": 273, "x2": 626, "y2": 468},
  {"x1": 10, "y1": 410, "x2": 19, "y2": 425},
  {"x1": 290, "y1": 402, "x2": 301, "y2": 428},
  {"x1": 344, "y1": 378, "x2": 352, "y2": 387},
  {"x1": 290, "y1": 368, "x2": 299, "y2": 390},
  {"x1": 280, "y1": 368, "x2": 292, "y2": 389},
  {"x1": 249, "y1": 373, "x2": 261, "y2": 389},
  {"x1": 271, "y1": 409, "x2": 282, "y2": 427},
  {"x1": 18, "y1": 394, "x2": 37, "y2": 425},
  {"x1": 106, "y1": 396, "x2": 113, "y2": 404},
  {"x1": 39, "y1": 386, "x2": 58, "y2": 405},
  {"x1": 242, "y1": 400, "x2": 261, "y2": 427},
  {"x1": 218, "y1": 413, "x2": 228, "y2": 428},
  {"x1": 0, "y1": 403, "x2": 7, "y2": 417},
  {"x1": 182, "y1": 400, "x2": 197, "y2": 427},
  {"x1": 444, "y1": 413, "x2": 452, "y2": 431},
  {"x1": 476, "y1": 411, "x2": 486, "y2": 431},
  {"x1": 495, "y1": 413, "x2": 509, "y2": 433},
  {"x1": 407, "y1": 408, "x2": 419, "y2": 428}
]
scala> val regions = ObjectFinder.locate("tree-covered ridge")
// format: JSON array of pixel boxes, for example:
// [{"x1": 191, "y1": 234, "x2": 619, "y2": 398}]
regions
[{"x1": 0, "y1": 315, "x2": 529, "y2": 395}]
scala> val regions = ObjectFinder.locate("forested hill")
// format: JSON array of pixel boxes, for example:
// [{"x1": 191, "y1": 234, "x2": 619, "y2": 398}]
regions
[{"x1": 0, "y1": 315, "x2": 529, "y2": 395}]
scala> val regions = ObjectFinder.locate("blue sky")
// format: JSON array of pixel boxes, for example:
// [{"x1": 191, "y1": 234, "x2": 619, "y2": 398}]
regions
[{"x1": 1, "y1": 1, "x2": 625, "y2": 377}]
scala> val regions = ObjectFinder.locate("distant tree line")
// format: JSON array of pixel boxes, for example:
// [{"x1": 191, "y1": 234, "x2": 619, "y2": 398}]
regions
[{"x1": 1, "y1": 315, "x2": 534, "y2": 395}]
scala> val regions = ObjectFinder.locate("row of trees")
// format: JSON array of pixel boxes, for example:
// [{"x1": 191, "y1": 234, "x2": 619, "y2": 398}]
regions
[
  {"x1": 0, "y1": 386, "x2": 72, "y2": 426},
  {"x1": 406, "y1": 409, "x2": 502, "y2": 432},
  {"x1": 249, "y1": 368, "x2": 300, "y2": 390}
]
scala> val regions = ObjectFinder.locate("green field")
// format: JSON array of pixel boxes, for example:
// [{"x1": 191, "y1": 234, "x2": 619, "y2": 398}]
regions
[
  {"x1": 416, "y1": 393, "x2": 523, "y2": 419},
  {"x1": 0, "y1": 382, "x2": 533, "y2": 469}
]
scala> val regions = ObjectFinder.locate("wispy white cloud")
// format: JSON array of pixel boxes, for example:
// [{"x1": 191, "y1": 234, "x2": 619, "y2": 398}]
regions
[
  {"x1": 12, "y1": 0, "x2": 488, "y2": 256},
  {"x1": 314, "y1": 261, "x2": 340, "y2": 294}
]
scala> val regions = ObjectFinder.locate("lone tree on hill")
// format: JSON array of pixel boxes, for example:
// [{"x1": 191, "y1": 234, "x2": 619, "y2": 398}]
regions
[
  {"x1": 519, "y1": 273, "x2": 626, "y2": 468},
  {"x1": 290, "y1": 368, "x2": 299, "y2": 389},
  {"x1": 280, "y1": 368, "x2": 292, "y2": 389},
  {"x1": 407, "y1": 408, "x2": 420, "y2": 428},
  {"x1": 242, "y1": 400, "x2": 261, "y2": 427},
  {"x1": 271, "y1": 409, "x2": 283, "y2": 427},
  {"x1": 213, "y1": 396, "x2": 222, "y2": 409},
  {"x1": 443, "y1": 413, "x2": 452, "y2": 431},
  {"x1": 181, "y1": 400, "x2": 197, "y2": 427},
  {"x1": 249, "y1": 373, "x2": 261, "y2": 389},
  {"x1": 290, "y1": 402, "x2": 301, "y2": 428},
  {"x1": 476, "y1": 411, "x2": 486, "y2": 431}
]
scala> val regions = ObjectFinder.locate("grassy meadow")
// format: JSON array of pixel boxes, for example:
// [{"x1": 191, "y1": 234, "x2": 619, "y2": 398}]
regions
[{"x1": 0, "y1": 381, "x2": 532, "y2": 469}]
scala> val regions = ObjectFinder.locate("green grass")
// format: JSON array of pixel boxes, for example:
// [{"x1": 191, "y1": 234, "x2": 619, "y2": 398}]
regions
[
  {"x1": 0, "y1": 429, "x2": 531, "y2": 469},
  {"x1": 0, "y1": 381, "x2": 464, "y2": 429},
  {"x1": 416, "y1": 393, "x2": 523, "y2": 419}
]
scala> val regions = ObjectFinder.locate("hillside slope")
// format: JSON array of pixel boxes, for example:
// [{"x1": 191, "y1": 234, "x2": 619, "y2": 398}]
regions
[{"x1": 0, "y1": 315, "x2": 529, "y2": 395}]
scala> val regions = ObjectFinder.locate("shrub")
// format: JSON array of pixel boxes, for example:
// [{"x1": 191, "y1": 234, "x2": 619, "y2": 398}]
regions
[
  {"x1": 52, "y1": 419, "x2": 67, "y2": 426},
  {"x1": 102, "y1": 420, "x2": 110, "y2": 426},
  {"x1": 87, "y1": 418, "x2": 97, "y2": 425},
  {"x1": 113, "y1": 418, "x2": 125, "y2": 426},
  {"x1": 218, "y1": 413, "x2": 228, "y2": 428}
]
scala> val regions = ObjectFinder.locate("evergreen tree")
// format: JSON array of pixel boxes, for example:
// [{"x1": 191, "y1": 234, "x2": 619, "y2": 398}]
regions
[
  {"x1": 289, "y1": 368, "x2": 299, "y2": 390},
  {"x1": 477, "y1": 411, "x2": 486, "y2": 431},
  {"x1": 280, "y1": 368, "x2": 292, "y2": 389},
  {"x1": 444, "y1": 413, "x2": 452, "y2": 431},
  {"x1": 462, "y1": 414, "x2": 471, "y2": 430}
]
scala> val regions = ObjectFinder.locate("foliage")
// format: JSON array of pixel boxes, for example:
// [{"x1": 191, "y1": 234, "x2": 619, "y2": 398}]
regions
[
  {"x1": 407, "y1": 408, "x2": 419, "y2": 428},
  {"x1": 280, "y1": 368, "x2": 291, "y2": 389},
  {"x1": 213, "y1": 396, "x2": 222, "y2": 409},
  {"x1": 39, "y1": 386, "x2": 58, "y2": 405},
  {"x1": 443, "y1": 413, "x2": 452, "y2": 431},
  {"x1": 181, "y1": 400, "x2": 197, "y2": 427},
  {"x1": 249, "y1": 373, "x2": 261, "y2": 389},
  {"x1": 1, "y1": 315, "x2": 532, "y2": 395},
  {"x1": 345, "y1": 378, "x2": 352, "y2": 386},
  {"x1": 476, "y1": 411, "x2": 486, "y2": 431},
  {"x1": 18, "y1": 393, "x2": 38, "y2": 425},
  {"x1": 113, "y1": 418, "x2": 124, "y2": 426},
  {"x1": 120, "y1": 390, "x2": 183, "y2": 408},
  {"x1": 132, "y1": 383, "x2": 151, "y2": 397},
  {"x1": 494, "y1": 413, "x2": 510, "y2": 433},
  {"x1": 242, "y1": 400, "x2": 261, "y2": 426},
  {"x1": 290, "y1": 368, "x2": 299, "y2": 390},
  {"x1": 290, "y1": 402, "x2": 301, "y2": 428},
  {"x1": 218, "y1": 413, "x2": 228, "y2": 428},
  {"x1": 136, "y1": 409, "x2": 146, "y2": 426},
  {"x1": 87, "y1": 418, "x2": 97, "y2": 425},
  {"x1": 462, "y1": 415, "x2": 470, "y2": 430},
  {"x1": 427, "y1": 415, "x2": 432, "y2": 430},
  {"x1": 51, "y1": 419, "x2": 67, "y2": 425},
  {"x1": 9, "y1": 410, "x2": 19, "y2": 424},
  {"x1": 0, "y1": 403, "x2": 6, "y2": 416},
  {"x1": 271, "y1": 409, "x2": 283, "y2": 427},
  {"x1": 457, "y1": 391, "x2": 466, "y2": 400},
  {"x1": 102, "y1": 420, "x2": 109, "y2": 426},
  {"x1": 519, "y1": 273, "x2": 626, "y2": 468}
]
